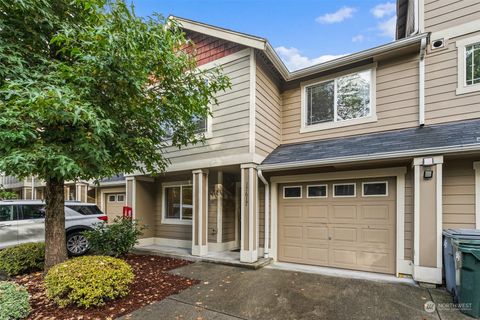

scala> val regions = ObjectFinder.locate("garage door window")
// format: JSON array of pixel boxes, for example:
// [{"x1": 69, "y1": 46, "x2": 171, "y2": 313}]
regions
[
  {"x1": 307, "y1": 185, "x2": 327, "y2": 198},
  {"x1": 163, "y1": 184, "x2": 193, "y2": 224},
  {"x1": 333, "y1": 183, "x2": 356, "y2": 197},
  {"x1": 283, "y1": 186, "x2": 302, "y2": 199},
  {"x1": 362, "y1": 182, "x2": 388, "y2": 196},
  {"x1": 108, "y1": 195, "x2": 116, "y2": 202},
  {"x1": 117, "y1": 194, "x2": 125, "y2": 202}
]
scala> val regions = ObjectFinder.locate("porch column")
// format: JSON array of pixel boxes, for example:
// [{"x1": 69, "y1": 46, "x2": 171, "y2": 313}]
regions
[
  {"x1": 192, "y1": 169, "x2": 208, "y2": 256},
  {"x1": 240, "y1": 163, "x2": 258, "y2": 263},
  {"x1": 412, "y1": 156, "x2": 443, "y2": 284},
  {"x1": 125, "y1": 177, "x2": 135, "y2": 217},
  {"x1": 216, "y1": 171, "x2": 223, "y2": 244}
]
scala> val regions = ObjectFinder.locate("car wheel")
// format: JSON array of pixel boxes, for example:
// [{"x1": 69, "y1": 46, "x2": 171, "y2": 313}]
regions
[{"x1": 66, "y1": 231, "x2": 89, "y2": 256}]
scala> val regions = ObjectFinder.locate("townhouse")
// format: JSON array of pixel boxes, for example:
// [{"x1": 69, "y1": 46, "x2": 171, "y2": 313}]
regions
[{"x1": 2, "y1": 0, "x2": 479, "y2": 285}]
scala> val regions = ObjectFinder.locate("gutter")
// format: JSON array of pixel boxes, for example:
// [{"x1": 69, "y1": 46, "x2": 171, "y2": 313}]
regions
[
  {"x1": 257, "y1": 170, "x2": 270, "y2": 258},
  {"x1": 264, "y1": 33, "x2": 429, "y2": 81},
  {"x1": 258, "y1": 143, "x2": 480, "y2": 172}
]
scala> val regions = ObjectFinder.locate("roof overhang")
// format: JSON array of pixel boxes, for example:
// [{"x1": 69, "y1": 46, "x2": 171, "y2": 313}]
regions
[
  {"x1": 170, "y1": 16, "x2": 429, "y2": 82},
  {"x1": 258, "y1": 144, "x2": 480, "y2": 172}
]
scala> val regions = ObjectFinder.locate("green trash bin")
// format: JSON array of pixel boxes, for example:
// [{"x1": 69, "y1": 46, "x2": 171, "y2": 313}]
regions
[{"x1": 458, "y1": 244, "x2": 480, "y2": 318}]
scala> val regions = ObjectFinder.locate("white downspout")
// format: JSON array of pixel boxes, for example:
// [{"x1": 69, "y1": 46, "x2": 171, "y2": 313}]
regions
[
  {"x1": 419, "y1": 37, "x2": 427, "y2": 126},
  {"x1": 257, "y1": 170, "x2": 270, "y2": 258}
]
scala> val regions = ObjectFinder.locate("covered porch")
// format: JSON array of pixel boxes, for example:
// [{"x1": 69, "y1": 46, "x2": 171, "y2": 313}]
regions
[{"x1": 125, "y1": 163, "x2": 271, "y2": 266}]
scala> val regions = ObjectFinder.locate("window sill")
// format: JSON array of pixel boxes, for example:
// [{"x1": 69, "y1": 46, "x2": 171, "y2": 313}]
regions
[
  {"x1": 161, "y1": 219, "x2": 192, "y2": 225},
  {"x1": 300, "y1": 115, "x2": 378, "y2": 134},
  {"x1": 456, "y1": 84, "x2": 480, "y2": 95}
]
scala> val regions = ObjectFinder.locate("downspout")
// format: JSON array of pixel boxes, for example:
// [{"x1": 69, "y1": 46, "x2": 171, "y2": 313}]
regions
[
  {"x1": 419, "y1": 37, "x2": 427, "y2": 126},
  {"x1": 257, "y1": 170, "x2": 270, "y2": 258}
]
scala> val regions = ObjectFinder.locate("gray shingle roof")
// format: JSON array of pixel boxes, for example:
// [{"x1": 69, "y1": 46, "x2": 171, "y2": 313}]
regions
[
  {"x1": 100, "y1": 174, "x2": 125, "y2": 183},
  {"x1": 262, "y1": 119, "x2": 480, "y2": 166}
]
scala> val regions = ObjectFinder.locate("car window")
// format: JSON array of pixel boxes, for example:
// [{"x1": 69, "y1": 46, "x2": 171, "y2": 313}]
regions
[
  {"x1": 21, "y1": 205, "x2": 45, "y2": 220},
  {"x1": 0, "y1": 205, "x2": 15, "y2": 222},
  {"x1": 66, "y1": 205, "x2": 103, "y2": 216}
]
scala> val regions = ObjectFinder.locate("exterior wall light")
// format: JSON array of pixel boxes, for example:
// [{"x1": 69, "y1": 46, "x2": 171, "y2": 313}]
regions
[{"x1": 423, "y1": 168, "x2": 434, "y2": 179}]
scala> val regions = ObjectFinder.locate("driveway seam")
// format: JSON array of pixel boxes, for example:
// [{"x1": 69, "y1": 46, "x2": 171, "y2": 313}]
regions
[
  {"x1": 427, "y1": 288, "x2": 443, "y2": 320},
  {"x1": 167, "y1": 296, "x2": 249, "y2": 320}
]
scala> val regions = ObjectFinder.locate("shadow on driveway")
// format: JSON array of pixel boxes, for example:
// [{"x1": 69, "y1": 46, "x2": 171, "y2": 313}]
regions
[{"x1": 123, "y1": 262, "x2": 470, "y2": 320}]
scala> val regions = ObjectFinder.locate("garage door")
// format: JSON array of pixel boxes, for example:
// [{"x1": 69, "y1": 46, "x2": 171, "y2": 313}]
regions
[
  {"x1": 278, "y1": 178, "x2": 396, "y2": 274},
  {"x1": 104, "y1": 193, "x2": 126, "y2": 223}
]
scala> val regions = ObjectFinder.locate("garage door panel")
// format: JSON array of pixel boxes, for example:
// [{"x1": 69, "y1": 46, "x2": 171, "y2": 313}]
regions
[
  {"x1": 279, "y1": 177, "x2": 396, "y2": 275},
  {"x1": 330, "y1": 205, "x2": 357, "y2": 223},
  {"x1": 305, "y1": 205, "x2": 328, "y2": 222},
  {"x1": 306, "y1": 247, "x2": 329, "y2": 264},
  {"x1": 282, "y1": 225, "x2": 303, "y2": 240},
  {"x1": 330, "y1": 227, "x2": 357, "y2": 242},
  {"x1": 282, "y1": 205, "x2": 303, "y2": 219}
]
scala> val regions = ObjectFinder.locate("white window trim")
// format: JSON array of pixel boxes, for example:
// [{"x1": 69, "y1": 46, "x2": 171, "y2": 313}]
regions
[
  {"x1": 362, "y1": 181, "x2": 389, "y2": 197},
  {"x1": 161, "y1": 181, "x2": 193, "y2": 225},
  {"x1": 282, "y1": 186, "x2": 302, "y2": 199},
  {"x1": 108, "y1": 195, "x2": 116, "y2": 202},
  {"x1": 117, "y1": 194, "x2": 125, "y2": 202},
  {"x1": 456, "y1": 34, "x2": 480, "y2": 95},
  {"x1": 333, "y1": 183, "x2": 356, "y2": 198},
  {"x1": 306, "y1": 184, "x2": 328, "y2": 198},
  {"x1": 300, "y1": 64, "x2": 377, "y2": 134}
]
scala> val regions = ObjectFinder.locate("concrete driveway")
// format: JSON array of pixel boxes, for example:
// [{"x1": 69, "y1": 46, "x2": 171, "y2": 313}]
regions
[{"x1": 123, "y1": 262, "x2": 470, "y2": 320}]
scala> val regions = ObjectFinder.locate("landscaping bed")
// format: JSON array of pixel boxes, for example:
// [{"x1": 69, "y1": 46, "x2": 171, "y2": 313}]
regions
[{"x1": 13, "y1": 254, "x2": 198, "y2": 320}]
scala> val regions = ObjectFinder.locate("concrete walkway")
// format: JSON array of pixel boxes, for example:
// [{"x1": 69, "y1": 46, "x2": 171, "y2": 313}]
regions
[{"x1": 123, "y1": 262, "x2": 471, "y2": 320}]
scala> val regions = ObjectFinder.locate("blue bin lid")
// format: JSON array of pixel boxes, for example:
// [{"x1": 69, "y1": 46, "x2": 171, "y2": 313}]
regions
[{"x1": 443, "y1": 228, "x2": 480, "y2": 239}]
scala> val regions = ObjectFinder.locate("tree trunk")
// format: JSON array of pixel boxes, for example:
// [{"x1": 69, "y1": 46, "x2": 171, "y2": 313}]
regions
[{"x1": 44, "y1": 176, "x2": 67, "y2": 271}]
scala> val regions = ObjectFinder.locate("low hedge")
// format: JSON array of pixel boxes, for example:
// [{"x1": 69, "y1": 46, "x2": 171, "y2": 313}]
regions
[
  {"x1": 0, "y1": 281, "x2": 31, "y2": 320},
  {"x1": 45, "y1": 255, "x2": 134, "y2": 308},
  {"x1": 0, "y1": 242, "x2": 45, "y2": 277}
]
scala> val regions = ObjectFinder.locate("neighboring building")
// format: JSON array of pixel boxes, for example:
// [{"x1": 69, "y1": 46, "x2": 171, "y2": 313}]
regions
[{"x1": 0, "y1": 174, "x2": 91, "y2": 202}]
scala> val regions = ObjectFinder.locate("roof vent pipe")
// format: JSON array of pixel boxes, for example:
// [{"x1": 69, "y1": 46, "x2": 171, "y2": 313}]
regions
[{"x1": 257, "y1": 170, "x2": 270, "y2": 258}]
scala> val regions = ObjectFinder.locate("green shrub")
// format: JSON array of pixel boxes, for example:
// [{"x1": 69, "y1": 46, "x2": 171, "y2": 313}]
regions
[
  {"x1": 0, "y1": 242, "x2": 45, "y2": 276},
  {"x1": 0, "y1": 281, "x2": 31, "y2": 320},
  {"x1": 45, "y1": 255, "x2": 134, "y2": 308},
  {"x1": 83, "y1": 217, "x2": 145, "y2": 257}
]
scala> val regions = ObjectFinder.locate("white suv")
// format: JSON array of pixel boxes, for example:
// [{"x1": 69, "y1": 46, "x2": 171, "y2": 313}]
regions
[{"x1": 0, "y1": 200, "x2": 107, "y2": 256}]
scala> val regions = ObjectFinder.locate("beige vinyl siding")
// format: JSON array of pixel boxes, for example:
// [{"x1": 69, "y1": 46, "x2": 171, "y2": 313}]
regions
[
  {"x1": 95, "y1": 186, "x2": 126, "y2": 210},
  {"x1": 281, "y1": 54, "x2": 419, "y2": 144},
  {"x1": 443, "y1": 159, "x2": 476, "y2": 229},
  {"x1": 164, "y1": 53, "x2": 251, "y2": 165},
  {"x1": 425, "y1": 31, "x2": 480, "y2": 124},
  {"x1": 135, "y1": 180, "x2": 156, "y2": 238},
  {"x1": 222, "y1": 178, "x2": 237, "y2": 243},
  {"x1": 255, "y1": 61, "x2": 282, "y2": 157},
  {"x1": 404, "y1": 168, "x2": 413, "y2": 261},
  {"x1": 154, "y1": 176, "x2": 192, "y2": 241},
  {"x1": 425, "y1": 0, "x2": 480, "y2": 33}
]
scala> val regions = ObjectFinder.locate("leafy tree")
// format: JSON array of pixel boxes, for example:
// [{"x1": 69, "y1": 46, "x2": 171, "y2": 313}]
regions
[
  {"x1": 0, "y1": 0, "x2": 230, "y2": 269},
  {"x1": 0, "y1": 187, "x2": 17, "y2": 200}
]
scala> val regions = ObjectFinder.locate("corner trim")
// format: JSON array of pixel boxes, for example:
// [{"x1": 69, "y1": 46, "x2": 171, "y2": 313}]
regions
[{"x1": 474, "y1": 161, "x2": 480, "y2": 229}]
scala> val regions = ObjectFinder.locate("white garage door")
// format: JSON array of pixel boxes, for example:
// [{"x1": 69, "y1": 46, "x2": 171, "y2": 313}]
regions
[{"x1": 278, "y1": 178, "x2": 396, "y2": 274}]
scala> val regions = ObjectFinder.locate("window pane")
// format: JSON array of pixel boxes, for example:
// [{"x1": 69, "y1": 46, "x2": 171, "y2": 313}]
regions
[
  {"x1": 21, "y1": 205, "x2": 45, "y2": 219},
  {"x1": 307, "y1": 81, "x2": 334, "y2": 125},
  {"x1": 165, "y1": 187, "x2": 181, "y2": 219},
  {"x1": 117, "y1": 194, "x2": 125, "y2": 202},
  {"x1": 182, "y1": 186, "x2": 193, "y2": 220},
  {"x1": 67, "y1": 205, "x2": 103, "y2": 215},
  {"x1": 363, "y1": 183, "x2": 387, "y2": 196},
  {"x1": 334, "y1": 184, "x2": 355, "y2": 196},
  {"x1": 0, "y1": 205, "x2": 14, "y2": 221},
  {"x1": 336, "y1": 71, "x2": 371, "y2": 121},
  {"x1": 466, "y1": 43, "x2": 480, "y2": 86},
  {"x1": 193, "y1": 116, "x2": 207, "y2": 134},
  {"x1": 108, "y1": 195, "x2": 116, "y2": 202},
  {"x1": 308, "y1": 185, "x2": 327, "y2": 197},
  {"x1": 284, "y1": 187, "x2": 302, "y2": 198}
]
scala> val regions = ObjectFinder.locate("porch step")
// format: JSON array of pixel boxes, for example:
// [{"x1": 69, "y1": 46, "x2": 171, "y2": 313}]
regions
[{"x1": 132, "y1": 247, "x2": 272, "y2": 270}]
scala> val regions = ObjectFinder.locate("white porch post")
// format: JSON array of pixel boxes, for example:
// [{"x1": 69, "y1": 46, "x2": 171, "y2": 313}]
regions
[
  {"x1": 240, "y1": 163, "x2": 259, "y2": 263},
  {"x1": 192, "y1": 169, "x2": 209, "y2": 256},
  {"x1": 412, "y1": 156, "x2": 443, "y2": 284}
]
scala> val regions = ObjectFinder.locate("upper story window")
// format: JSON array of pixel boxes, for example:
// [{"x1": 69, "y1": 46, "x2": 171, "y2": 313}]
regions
[
  {"x1": 192, "y1": 116, "x2": 207, "y2": 134},
  {"x1": 456, "y1": 35, "x2": 480, "y2": 95},
  {"x1": 301, "y1": 69, "x2": 375, "y2": 132},
  {"x1": 466, "y1": 43, "x2": 480, "y2": 86}
]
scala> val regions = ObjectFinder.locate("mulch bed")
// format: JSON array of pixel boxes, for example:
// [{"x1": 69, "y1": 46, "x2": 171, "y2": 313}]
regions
[{"x1": 13, "y1": 254, "x2": 199, "y2": 320}]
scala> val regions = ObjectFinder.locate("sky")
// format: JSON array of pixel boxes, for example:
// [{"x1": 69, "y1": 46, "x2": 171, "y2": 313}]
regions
[{"x1": 130, "y1": 0, "x2": 397, "y2": 71}]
